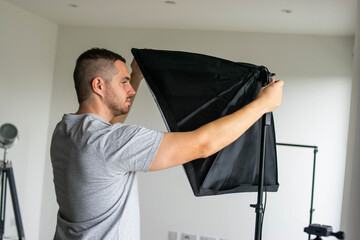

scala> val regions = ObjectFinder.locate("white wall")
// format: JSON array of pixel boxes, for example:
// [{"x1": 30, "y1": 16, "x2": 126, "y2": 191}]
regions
[
  {"x1": 40, "y1": 26, "x2": 353, "y2": 240},
  {"x1": 0, "y1": 1, "x2": 58, "y2": 239},
  {"x1": 342, "y1": 0, "x2": 360, "y2": 239}
]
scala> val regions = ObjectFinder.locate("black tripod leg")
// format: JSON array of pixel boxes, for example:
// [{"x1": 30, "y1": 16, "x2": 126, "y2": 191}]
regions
[
  {"x1": 6, "y1": 166, "x2": 25, "y2": 239},
  {"x1": 0, "y1": 167, "x2": 7, "y2": 240}
]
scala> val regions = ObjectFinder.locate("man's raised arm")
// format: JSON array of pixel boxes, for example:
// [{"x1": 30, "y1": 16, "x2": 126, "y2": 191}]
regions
[{"x1": 149, "y1": 79, "x2": 284, "y2": 171}]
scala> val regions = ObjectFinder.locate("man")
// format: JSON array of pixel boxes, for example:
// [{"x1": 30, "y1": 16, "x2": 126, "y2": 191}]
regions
[{"x1": 51, "y1": 48, "x2": 283, "y2": 239}]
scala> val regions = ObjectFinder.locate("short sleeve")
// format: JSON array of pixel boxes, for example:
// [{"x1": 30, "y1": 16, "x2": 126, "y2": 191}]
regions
[{"x1": 101, "y1": 124, "x2": 163, "y2": 174}]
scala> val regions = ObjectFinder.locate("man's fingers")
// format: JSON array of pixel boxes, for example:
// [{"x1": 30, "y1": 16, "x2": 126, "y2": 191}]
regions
[
  {"x1": 275, "y1": 79, "x2": 284, "y2": 87},
  {"x1": 265, "y1": 78, "x2": 283, "y2": 88}
]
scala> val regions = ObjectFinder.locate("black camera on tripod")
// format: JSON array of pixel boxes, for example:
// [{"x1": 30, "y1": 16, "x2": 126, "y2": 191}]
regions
[{"x1": 304, "y1": 224, "x2": 345, "y2": 240}]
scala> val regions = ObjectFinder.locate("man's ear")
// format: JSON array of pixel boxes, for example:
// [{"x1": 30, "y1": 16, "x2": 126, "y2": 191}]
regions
[{"x1": 91, "y1": 77, "x2": 106, "y2": 97}]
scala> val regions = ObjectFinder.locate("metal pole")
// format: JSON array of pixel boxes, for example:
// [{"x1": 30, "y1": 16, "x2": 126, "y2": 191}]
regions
[
  {"x1": 251, "y1": 69, "x2": 273, "y2": 240},
  {"x1": 254, "y1": 118, "x2": 267, "y2": 240},
  {"x1": 276, "y1": 143, "x2": 317, "y2": 149},
  {"x1": 308, "y1": 147, "x2": 318, "y2": 240},
  {"x1": 276, "y1": 143, "x2": 318, "y2": 240},
  {"x1": 0, "y1": 150, "x2": 7, "y2": 240},
  {"x1": 252, "y1": 113, "x2": 271, "y2": 240}
]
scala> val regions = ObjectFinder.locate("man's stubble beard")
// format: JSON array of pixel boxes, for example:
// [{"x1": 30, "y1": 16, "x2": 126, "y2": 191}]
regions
[{"x1": 104, "y1": 86, "x2": 130, "y2": 118}]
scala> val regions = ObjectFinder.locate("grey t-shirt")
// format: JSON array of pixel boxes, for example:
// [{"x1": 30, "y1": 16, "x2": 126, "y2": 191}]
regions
[{"x1": 50, "y1": 113, "x2": 163, "y2": 240}]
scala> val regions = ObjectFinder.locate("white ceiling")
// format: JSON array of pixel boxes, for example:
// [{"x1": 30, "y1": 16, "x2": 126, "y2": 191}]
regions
[{"x1": 6, "y1": 0, "x2": 357, "y2": 36}]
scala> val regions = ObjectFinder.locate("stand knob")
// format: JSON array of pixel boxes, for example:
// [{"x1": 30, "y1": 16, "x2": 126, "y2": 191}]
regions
[{"x1": 332, "y1": 231, "x2": 345, "y2": 239}]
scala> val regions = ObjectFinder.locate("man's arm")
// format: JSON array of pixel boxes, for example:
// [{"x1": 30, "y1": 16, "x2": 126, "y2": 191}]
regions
[
  {"x1": 111, "y1": 59, "x2": 143, "y2": 124},
  {"x1": 149, "y1": 79, "x2": 284, "y2": 171}
]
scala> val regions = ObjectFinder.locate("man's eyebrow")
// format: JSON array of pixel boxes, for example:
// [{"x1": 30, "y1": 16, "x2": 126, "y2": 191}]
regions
[{"x1": 122, "y1": 76, "x2": 131, "y2": 81}]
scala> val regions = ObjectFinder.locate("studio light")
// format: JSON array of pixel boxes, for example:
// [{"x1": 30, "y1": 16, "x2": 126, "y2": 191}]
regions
[
  {"x1": 0, "y1": 122, "x2": 25, "y2": 239},
  {"x1": 0, "y1": 123, "x2": 18, "y2": 149}
]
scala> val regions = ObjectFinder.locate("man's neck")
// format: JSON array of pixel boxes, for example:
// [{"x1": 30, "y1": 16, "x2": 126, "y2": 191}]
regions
[{"x1": 76, "y1": 101, "x2": 113, "y2": 123}]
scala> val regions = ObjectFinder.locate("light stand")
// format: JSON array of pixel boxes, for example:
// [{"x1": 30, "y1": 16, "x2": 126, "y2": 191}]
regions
[
  {"x1": 250, "y1": 69, "x2": 274, "y2": 240},
  {"x1": 0, "y1": 124, "x2": 25, "y2": 240},
  {"x1": 0, "y1": 149, "x2": 25, "y2": 240},
  {"x1": 276, "y1": 143, "x2": 318, "y2": 240},
  {"x1": 250, "y1": 112, "x2": 271, "y2": 240},
  {"x1": 277, "y1": 144, "x2": 346, "y2": 239}
]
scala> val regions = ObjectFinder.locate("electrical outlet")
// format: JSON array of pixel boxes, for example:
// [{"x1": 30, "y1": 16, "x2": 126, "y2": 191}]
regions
[
  {"x1": 200, "y1": 236, "x2": 216, "y2": 240},
  {"x1": 181, "y1": 233, "x2": 197, "y2": 240},
  {"x1": 169, "y1": 231, "x2": 178, "y2": 240}
]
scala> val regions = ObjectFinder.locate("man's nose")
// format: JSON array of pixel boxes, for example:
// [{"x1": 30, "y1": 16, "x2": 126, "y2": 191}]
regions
[{"x1": 128, "y1": 85, "x2": 136, "y2": 96}]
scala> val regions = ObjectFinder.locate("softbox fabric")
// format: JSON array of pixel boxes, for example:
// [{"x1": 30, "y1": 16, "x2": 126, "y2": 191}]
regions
[{"x1": 131, "y1": 48, "x2": 279, "y2": 196}]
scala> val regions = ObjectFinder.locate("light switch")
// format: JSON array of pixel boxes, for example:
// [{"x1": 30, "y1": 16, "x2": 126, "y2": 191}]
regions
[{"x1": 169, "y1": 231, "x2": 178, "y2": 240}]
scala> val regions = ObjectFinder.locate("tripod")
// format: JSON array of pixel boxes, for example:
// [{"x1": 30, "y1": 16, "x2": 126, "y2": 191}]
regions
[{"x1": 0, "y1": 149, "x2": 25, "y2": 240}]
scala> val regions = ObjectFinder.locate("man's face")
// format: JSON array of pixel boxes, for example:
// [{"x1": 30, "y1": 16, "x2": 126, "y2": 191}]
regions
[{"x1": 104, "y1": 60, "x2": 135, "y2": 117}]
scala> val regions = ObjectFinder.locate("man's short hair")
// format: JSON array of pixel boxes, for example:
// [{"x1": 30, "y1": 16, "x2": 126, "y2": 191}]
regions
[{"x1": 73, "y1": 48, "x2": 126, "y2": 103}]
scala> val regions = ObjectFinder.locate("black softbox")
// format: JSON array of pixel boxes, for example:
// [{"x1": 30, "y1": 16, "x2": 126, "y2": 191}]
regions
[{"x1": 132, "y1": 48, "x2": 279, "y2": 196}]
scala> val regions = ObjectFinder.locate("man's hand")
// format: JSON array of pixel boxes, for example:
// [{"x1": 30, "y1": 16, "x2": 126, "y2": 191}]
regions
[{"x1": 256, "y1": 78, "x2": 284, "y2": 114}]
